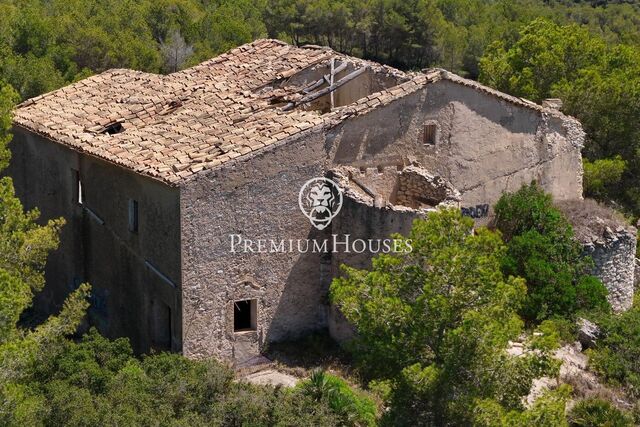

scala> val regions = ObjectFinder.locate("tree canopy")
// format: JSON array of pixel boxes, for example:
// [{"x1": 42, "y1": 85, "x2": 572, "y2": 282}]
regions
[{"x1": 330, "y1": 209, "x2": 560, "y2": 425}]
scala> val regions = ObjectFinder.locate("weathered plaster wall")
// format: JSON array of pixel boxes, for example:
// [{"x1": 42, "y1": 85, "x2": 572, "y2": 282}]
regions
[
  {"x1": 329, "y1": 79, "x2": 584, "y2": 224},
  {"x1": 8, "y1": 127, "x2": 181, "y2": 353},
  {"x1": 180, "y1": 130, "x2": 331, "y2": 361}
]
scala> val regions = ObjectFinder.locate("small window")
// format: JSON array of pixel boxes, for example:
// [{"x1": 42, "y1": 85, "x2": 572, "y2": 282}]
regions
[
  {"x1": 128, "y1": 199, "x2": 138, "y2": 233},
  {"x1": 73, "y1": 169, "x2": 83, "y2": 205},
  {"x1": 423, "y1": 123, "x2": 437, "y2": 145},
  {"x1": 234, "y1": 299, "x2": 257, "y2": 332}
]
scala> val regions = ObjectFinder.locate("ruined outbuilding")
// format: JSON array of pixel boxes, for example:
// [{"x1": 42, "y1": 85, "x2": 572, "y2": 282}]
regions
[
  {"x1": 558, "y1": 199, "x2": 637, "y2": 312},
  {"x1": 8, "y1": 39, "x2": 635, "y2": 361}
]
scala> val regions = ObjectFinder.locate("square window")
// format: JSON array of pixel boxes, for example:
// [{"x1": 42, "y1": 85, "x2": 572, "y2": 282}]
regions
[{"x1": 234, "y1": 299, "x2": 257, "y2": 332}]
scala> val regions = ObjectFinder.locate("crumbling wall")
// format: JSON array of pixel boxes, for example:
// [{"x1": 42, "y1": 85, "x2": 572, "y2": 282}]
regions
[
  {"x1": 395, "y1": 166, "x2": 460, "y2": 209},
  {"x1": 331, "y1": 164, "x2": 460, "y2": 210},
  {"x1": 584, "y1": 228, "x2": 636, "y2": 312},
  {"x1": 328, "y1": 193, "x2": 420, "y2": 343},
  {"x1": 558, "y1": 199, "x2": 637, "y2": 312}
]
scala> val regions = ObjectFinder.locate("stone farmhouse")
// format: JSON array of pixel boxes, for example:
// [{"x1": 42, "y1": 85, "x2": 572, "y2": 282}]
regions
[{"x1": 9, "y1": 39, "x2": 636, "y2": 362}]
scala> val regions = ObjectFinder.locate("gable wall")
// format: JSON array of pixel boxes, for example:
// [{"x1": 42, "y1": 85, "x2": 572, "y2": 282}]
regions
[
  {"x1": 329, "y1": 79, "x2": 584, "y2": 224},
  {"x1": 179, "y1": 131, "x2": 331, "y2": 361}
]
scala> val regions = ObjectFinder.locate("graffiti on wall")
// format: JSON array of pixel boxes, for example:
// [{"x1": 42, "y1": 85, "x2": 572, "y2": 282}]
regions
[{"x1": 461, "y1": 204, "x2": 489, "y2": 219}]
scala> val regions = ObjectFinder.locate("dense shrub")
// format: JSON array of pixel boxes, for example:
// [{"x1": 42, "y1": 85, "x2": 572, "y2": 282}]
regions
[
  {"x1": 1, "y1": 329, "x2": 349, "y2": 426},
  {"x1": 330, "y1": 209, "x2": 559, "y2": 425},
  {"x1": 583, "y1": 157, "x2": 627, "y2": 199},
  {"x1": 298, "y1": 370, "x2": 378, "y2": 427},
  {"x1": 494, "y1": 183, "x2": 610, "y2": 322},
  {"x1": 567, "y1": 398, "x2": 633, "y2": 427},
  {"x1": 588, "y1": 295, "x2": 640, "y2": 398}
]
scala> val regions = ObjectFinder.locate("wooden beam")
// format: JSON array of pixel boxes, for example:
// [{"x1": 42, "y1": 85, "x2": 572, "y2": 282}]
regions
[
  {"x1": 330, "y1": 58, "x2": 335, "y2": 110},
  {"x1": 283, "y1": 66, "x2": 369, "y2": 111},
  {"x1": 301, "y1": 61, "x2": 348, "y2": 94}
]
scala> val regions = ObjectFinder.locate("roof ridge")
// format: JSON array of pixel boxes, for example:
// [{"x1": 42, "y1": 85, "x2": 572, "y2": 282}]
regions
[
  {"x1": 12, "y1": 40, "x2": 575, "y2": 186},
  {"x1": 432, "y1": 68, "x2": 570, "y2": 117}
]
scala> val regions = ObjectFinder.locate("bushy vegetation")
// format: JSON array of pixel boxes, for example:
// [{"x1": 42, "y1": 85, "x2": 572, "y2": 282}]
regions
[
  {"x1": 588, "y1": 295, "x2": 640, "y2": 399},
  {"x1": 298, "y1": 370, "x2": 378, "y2": 426},
  {"x1": 494, "y1": 183, "x2": 610, "y2": 322},
  {"x1": 2, "y1": 328, "x2": 347, "y2": 426},
  {"x1": 583, "y1": 156, "x2": 627, "y2": 199},
  {"x1": 329, "y1": 184, "x2": 637, "y2": 424},
  {"x1": 330, "y1": 208, "x2": 561, "y2": 425},
  {"x1": 567, "y1": 398, "x2": 634, "y2": 427},
  {"x1": 474, "y1": 385, "x2": 572, "y2": 427}
]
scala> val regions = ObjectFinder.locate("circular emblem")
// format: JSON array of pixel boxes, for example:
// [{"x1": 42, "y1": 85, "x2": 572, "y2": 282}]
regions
[{"x1": 299, "y1": 177, "x2": 343, "y2": 230}]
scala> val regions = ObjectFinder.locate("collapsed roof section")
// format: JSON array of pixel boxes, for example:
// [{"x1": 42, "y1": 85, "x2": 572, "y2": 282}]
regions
[
  {"x1": 12, "y1": 39, "x2": 574, "y2": 186},
  {"x1": 259, "y1": 49, "x2": 409, "y2": 112},
  {"x1": 331, "y1": 165, "x2": 461, "y2": 212}
]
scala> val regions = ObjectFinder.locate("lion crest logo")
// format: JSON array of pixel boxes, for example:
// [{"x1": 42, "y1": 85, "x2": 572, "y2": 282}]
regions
[{"x1": 299, "y1": 177, "x2": 343, "y2": 230}]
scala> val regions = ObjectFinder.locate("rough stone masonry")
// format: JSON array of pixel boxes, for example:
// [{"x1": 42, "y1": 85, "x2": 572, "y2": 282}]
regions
[{"x1": 7, "y1": 39, "x2": 637, "y2": 361}]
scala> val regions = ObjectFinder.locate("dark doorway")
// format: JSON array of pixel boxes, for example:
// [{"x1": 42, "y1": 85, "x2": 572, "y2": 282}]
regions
[
  {"x1": 152, "y1": 301, "x2": 172, "y2": 350},
  {"x1": 234, "y1": 299, "x2": 257, "y2": 332}
]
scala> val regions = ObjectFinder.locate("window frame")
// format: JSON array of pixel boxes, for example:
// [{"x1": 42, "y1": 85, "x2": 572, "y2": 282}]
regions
[{"x1": 422, "y1": 122, "x2": 438, "y2": 146}]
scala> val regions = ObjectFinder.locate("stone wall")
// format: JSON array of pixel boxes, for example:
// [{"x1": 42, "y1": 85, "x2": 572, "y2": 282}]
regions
[
  {"x1": 395, "y1": 165, "x2": 460, "y2": 209},
  {"x1": 8, "y1": 126, "x2": 181, "y2": 354},
  {"x1": 584, "y1": 227, "x2": 637, "y2": 312},
  {"x1": 558, "y1": 199, "x2": 637, "y2": 312},
  {"x1": 180, "y1": 130, "x2": 331, "y2": 362}
]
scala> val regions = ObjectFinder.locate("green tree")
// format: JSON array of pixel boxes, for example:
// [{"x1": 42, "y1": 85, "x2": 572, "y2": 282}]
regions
[
  {"x1": 479, "y1": 18, "x2": 605, "y2": 102},
  {"x1": 0, "y1": 81, "x2": 92, "y2": 424},
  {"x1": 588, "y1": 294, "x2": 640, "y2": 399},
  {"x1": 330, "y1": 209, "x2": 555, "y2": 425},
  {"x1": 494, "y1": 183, "x2": 610, "y2": 322},
  {"x1": 583, "y1": 156, "x2": 627, "y2": 199}
]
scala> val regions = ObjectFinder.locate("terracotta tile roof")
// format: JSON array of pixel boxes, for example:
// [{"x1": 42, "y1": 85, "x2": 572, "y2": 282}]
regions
[{"x1": 12, "y1": 40, "x2": 563, "y2": 185}]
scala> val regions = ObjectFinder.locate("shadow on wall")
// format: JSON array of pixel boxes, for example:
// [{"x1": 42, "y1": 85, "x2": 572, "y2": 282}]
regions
[{"x1": 263, "y1": 226, "x2": 331, "y2": 348}]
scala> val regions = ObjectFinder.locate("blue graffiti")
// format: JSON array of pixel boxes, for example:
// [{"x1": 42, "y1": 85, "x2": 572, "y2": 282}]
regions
[{"x1": 461, "y1": 204, "x2": 489, "y2": 219}]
